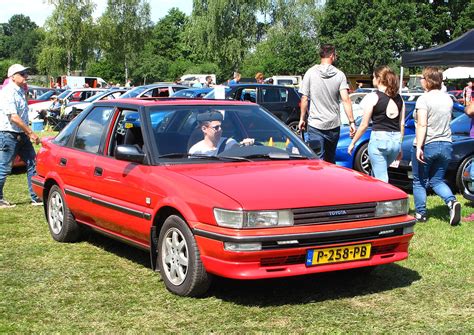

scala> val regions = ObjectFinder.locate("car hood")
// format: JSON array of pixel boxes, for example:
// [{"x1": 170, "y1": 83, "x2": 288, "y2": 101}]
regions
[{"x1": 167, "y1": 160, "x2": 406, "y2": 210}]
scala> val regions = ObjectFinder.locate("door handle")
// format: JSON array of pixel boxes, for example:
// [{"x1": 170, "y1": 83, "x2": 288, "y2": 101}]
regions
[
  {"x1": 59, "y1": 158, "x2": 67, "y2": 166},
  {"x1": 94, "y1": 167, "x2": 103, "y2": 176}
]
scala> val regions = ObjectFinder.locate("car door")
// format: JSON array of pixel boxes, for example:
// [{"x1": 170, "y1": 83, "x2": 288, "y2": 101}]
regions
[
  {"x1": 258, "y1": 86, "x2": 291, "y2": 122},
  {"x1": 59, "y1": 105, "x2": 115, "y2": 224},
  {"x1": 90, "y1": 108, "x2": 153, "y2": 245}
]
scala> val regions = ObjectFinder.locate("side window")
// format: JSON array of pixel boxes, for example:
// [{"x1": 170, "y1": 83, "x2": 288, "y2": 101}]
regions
[
  {"x1": 262, "y1": 88, "x2": 286, "y2": 103},
  {"x1": 109, "y1": 109, "x2": 143, "y2": 156},
  {"x1": 72, "y1": 106, "x2": 114, "y2": 153}
]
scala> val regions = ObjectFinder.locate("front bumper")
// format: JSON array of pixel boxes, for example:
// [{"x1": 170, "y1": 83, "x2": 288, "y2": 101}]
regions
[{"x1": 193, "y1": 219, "x2": 415, "y2": 279}]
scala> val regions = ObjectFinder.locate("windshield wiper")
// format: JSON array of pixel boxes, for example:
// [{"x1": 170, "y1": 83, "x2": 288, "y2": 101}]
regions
[
  {"x1": 243, "y1": 152, "x2": 309, "y2": 160},
  {"x1": 157, "y1": 153, "x2": 251, "y2": 162}
]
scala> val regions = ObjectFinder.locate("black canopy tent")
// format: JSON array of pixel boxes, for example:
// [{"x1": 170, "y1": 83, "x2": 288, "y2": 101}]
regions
[{"x1": 401, "y1": 29, "x2": 474, "y2": 67}]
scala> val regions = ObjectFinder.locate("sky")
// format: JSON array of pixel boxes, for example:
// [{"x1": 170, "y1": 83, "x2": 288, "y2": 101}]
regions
[{"x1": 0, "y1": 0, "x2": 193, "y2": 26}]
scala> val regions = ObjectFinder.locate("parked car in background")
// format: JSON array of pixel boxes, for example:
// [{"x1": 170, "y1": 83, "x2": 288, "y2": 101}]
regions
[
  {"x1": 171, "y1": 87, "x2": 212, "y2": 98},
  {"x1": 339, "y1": 92, "x2": 367, "y2": 126},
  {"x1": 204, "y1": 84, "x2": 302, "y2": 132},
  {"x1": 63, "y1": 88, "x2": 128, "y2": 117},
  {"x1": 335, "y1": 102, "x2": 464, "y2": 175},
  {"x1": 28, "y1": 88, "x2": 105, "y2": 122},
  {"x1": 388, "y1": 113, "x2": 473, "y2": 194},
  {"x1": 119, "y1": 83, "x2": 188, "y2": 99},
  {"x1": 180, "y1": 74, "x2": 216, "y2": 86},
  {"x1": 268, "y1": 75, "x2": 302, "y2": 88},
  {"x1": 32, "y1": 98, "x2": 415, "y2": 297},
  {"x1": 27, "y1": 86, "x2": 59, "y2": 101},
  {"x1": 448, "y1": 90, "x2": 465, "y2": 105},
  {"x1": 28, "y1": 89, "x2": 64, "y2": 105}
]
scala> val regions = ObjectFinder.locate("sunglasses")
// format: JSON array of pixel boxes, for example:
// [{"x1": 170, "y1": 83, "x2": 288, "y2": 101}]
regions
[
  {"x1": 16, "y1": 71, "x2": 28, "y2": 77},
  {"x1": 208, "y1": 125, "x2": 222, "y2": 131}
]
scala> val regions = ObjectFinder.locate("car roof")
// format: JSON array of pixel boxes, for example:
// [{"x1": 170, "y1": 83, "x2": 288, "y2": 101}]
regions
[
  {"x1": 228, "y1": 83, "x2": 297, "y2": 89},
  {"x1": 96, "y1": 97, "x2": 256, "y2": 107},
  {"x1": 135, "y1": 83, "x2": 189, "y2": 89}
]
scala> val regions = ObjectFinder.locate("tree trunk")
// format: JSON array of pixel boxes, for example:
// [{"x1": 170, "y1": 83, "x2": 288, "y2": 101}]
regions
[{"x1": 67, "y1": 50, "x2": 71, "y2": 76}]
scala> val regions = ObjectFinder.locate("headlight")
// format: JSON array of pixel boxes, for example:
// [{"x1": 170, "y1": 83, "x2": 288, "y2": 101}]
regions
[
  {"x1": 214, "y1": 208, "x2": 294, "y2": 229},
  {"x1": 375, "y1": 199, "x2": 408, "y2": 218}
]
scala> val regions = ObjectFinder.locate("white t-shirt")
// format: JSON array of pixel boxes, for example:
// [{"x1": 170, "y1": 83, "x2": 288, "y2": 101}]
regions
[
  {"x1": 189, "y1": 137, "x2": 238, "y2": 156},
  {"x1": 414, "y1": 90, "x2": 452, "y2": 145}
]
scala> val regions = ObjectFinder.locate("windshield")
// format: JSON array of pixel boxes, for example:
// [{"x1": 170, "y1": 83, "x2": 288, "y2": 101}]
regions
[
  {"x1": 57, "y1": 90, "x2": 71, "y2": 99},
  {"x1": 203, "y1": 88, "x2": 232, "y2": 99},
  {"x1": 143, "y1": 105, "x2": 315, "y2": 163},
  {"x1": 120, "y1": 86, "x2": 148, "y2": 98}
]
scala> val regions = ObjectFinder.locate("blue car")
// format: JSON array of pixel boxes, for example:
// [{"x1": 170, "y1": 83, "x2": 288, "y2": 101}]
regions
[
  {"x1": 388, "y1": 113, "x2": 473, "y2": 196},
  {"x1": 336, "y1": 101, "x2": 465, "y2": 175},
  {"x1": 171, "y1": 87, "x2": 213, "y2": 98}
]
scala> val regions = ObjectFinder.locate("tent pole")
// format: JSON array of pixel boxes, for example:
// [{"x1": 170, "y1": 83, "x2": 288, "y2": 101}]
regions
[{"x1": 399, "y1": 66, "x2": 404, "y2": 93}]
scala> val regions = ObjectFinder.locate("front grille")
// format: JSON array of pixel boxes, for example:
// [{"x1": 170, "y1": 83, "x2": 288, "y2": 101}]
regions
[
  {"x1": 292, "y1": 202, "x2": 377, "y2": 225},
  {"x1": 260, "y1": 228, "x2": 403, "y2": 250}
]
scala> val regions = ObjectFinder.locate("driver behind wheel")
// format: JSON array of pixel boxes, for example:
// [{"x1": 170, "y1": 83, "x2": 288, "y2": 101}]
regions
[{"x1": 188, "y1": 111, "x2": 254, "y2": 156}]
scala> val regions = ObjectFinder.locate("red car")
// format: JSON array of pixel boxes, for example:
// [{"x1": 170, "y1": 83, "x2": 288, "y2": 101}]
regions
[{"x1": 32, "y1": 98, "x2": 415, "y2": 297}]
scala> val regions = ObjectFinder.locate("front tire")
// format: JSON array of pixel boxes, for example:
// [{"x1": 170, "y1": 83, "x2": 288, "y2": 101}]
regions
[
  {"x1": 157, "y1": 215, "x2": 212, "y2": 297},
  {"x1": 354, "y1": 142, "x2": 371, "y2": 175},
  {"x1": 46, "y1": 185, "x2": 82, "y2": 242}
]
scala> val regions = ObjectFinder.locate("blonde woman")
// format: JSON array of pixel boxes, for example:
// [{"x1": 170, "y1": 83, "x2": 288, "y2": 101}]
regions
[{"x1": 348, "y1": 65, "x2": 405, "y2": 182}]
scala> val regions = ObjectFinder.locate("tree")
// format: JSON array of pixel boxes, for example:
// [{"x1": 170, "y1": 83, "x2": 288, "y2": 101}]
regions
[
  {"x1": 242, "y1": 0, "x2": 320, "y2": 76},
  {"x1": 98, "y1": 0, "x2": 152, "y2": 83},
  {"x1": 37, "y1": 0, "x2": 95, "y2": 76},
  {"x1": 184, "y1": 0, "x2": 268, "y2": 78},
  {"x1": 0, "y1": 15, "x2": 43, "y2": 68}
]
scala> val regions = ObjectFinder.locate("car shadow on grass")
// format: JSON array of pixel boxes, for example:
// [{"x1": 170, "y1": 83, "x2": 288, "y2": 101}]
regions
[
  {"x1": 210, "y1": 265, "x2": 421, "y2": 306},
  {"x1": 85, "y1": 231, "x2": 151, "y2": 268},
  {"x1": 81, "y1": 231, "x2": 421, "y2": 304}
]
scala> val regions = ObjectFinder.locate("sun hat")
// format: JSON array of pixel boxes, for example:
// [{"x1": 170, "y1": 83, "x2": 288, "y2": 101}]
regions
[{"x1": 8, "y1": 64, "x2": 29, "y2": 77}]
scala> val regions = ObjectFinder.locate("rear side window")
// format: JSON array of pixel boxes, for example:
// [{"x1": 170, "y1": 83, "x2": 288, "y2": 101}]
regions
[
  {"x1": 72, "y1": 106, "x2": 114, "y2": 153},
  {"x1": 261, "y1": 88, "x2": 288, "y2": 103}
]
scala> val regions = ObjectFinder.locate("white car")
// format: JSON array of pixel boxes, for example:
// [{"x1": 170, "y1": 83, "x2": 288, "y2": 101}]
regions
[
  {"x1": 28, "y1": 88, "x2": 105, "y2": 122},
  {"x1": 63, "y1": 89, "x2": 127, "y2": 117},
  {"x1": 340, "y1": 92, "x2": 367, "y2": 125}
]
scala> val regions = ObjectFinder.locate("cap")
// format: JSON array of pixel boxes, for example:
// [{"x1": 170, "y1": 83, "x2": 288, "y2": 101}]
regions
[
  {"x1": 8, "y1": 64, "x2": 29, "y2": 77},
  {"x1": 197, "y1": 111, "x2": 223, "y2": 122}
]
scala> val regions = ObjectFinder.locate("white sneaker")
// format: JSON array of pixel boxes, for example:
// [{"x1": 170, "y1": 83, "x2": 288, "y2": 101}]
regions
[
  {"x1": 448, "y1": 201, "x2": 461, "y2": 226},
  {"x1": 0, "y1": 199, "x2": 16, "y2": 209},
  {"x1": 30, "y1": 199, "x2": 43, "y2": 207}
]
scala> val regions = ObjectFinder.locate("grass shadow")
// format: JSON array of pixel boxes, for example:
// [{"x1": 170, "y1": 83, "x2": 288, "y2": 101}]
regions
[{"x1": 210, "y1": 264, "x2": 421, "y2": 306}]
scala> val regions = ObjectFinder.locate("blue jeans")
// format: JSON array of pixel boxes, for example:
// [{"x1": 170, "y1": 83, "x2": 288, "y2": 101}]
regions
[
  {"x1": 368, "y1": 131, "x2": 401, "y2": 182},
  {"x1": 307, "y1": 126, "x2": 340, "y2": 163},
  {"x1": 411, "y1": 141, "x2": 455, "y2": 215},
  {"x1": 0, "y1": 131, "x2": 38, "y2": 201}
]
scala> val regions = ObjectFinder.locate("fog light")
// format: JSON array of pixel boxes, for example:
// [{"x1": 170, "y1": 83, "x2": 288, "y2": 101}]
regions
[
  {"x1": 403, "y1": 226, "x2": 414, "y2": 234},
  {"x1": 224, "y1": 242, "x2": 262, "y2": 251}
]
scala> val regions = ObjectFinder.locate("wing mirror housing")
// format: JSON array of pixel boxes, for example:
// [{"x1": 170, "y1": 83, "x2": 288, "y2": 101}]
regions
[{"x1": 115, "y1": 145, "x2": 146, "y2": 164}]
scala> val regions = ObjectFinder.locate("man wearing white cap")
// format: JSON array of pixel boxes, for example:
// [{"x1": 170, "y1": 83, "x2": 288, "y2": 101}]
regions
[{"x1": 0, "y1": 64, "x2": 42, "y2": 208}]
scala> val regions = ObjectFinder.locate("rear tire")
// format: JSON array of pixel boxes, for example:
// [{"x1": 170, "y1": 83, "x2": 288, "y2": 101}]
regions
[
  {"x1": 456, "y1": 155, "x2": 473, "y2": 193},
  {"x1": 287, "y1": 120, "x2": 299, "y2": 134},
  {"x1": 157, "y1": 215, "x2": 212, "y2": 297},
  {"x1": 354, "y1": 142, "x2": 371, "y2": 175},
  {"x1": 46, "y1": 185, "x2": 82, "y2": 242}
]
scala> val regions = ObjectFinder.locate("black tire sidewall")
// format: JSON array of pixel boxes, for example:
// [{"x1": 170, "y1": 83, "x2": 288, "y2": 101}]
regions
[
  {"x1": 456, "y1": 155, "x2": 473, "y2": 193},
  {"x1": 46, "y1": 185, "x2": 79, "y2": 242},
  {"x1": 354, "y1": 142, "x2": 370, "y2": 174},
  {"x1": 157, "y1": 215, "x2": 208, "y2": 296}
]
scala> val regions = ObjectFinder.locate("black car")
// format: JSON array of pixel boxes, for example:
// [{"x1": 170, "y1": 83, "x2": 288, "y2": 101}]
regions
[
  {"x1": 205, "y1": 84, "x2": 302, "y2": 131},
  {"x1": 388, "y1": 114, "x2": 473, "y2": 197}
]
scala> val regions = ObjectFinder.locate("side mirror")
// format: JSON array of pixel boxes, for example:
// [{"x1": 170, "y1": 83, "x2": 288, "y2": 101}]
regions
[{"x1": 115, "y1": 145, "x2": 145, "y2": 164}]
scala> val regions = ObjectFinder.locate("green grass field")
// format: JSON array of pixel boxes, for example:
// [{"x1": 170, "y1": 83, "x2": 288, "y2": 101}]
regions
[{"x1": 1, "y1": 139, "x2": 473, "y2": 333}]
